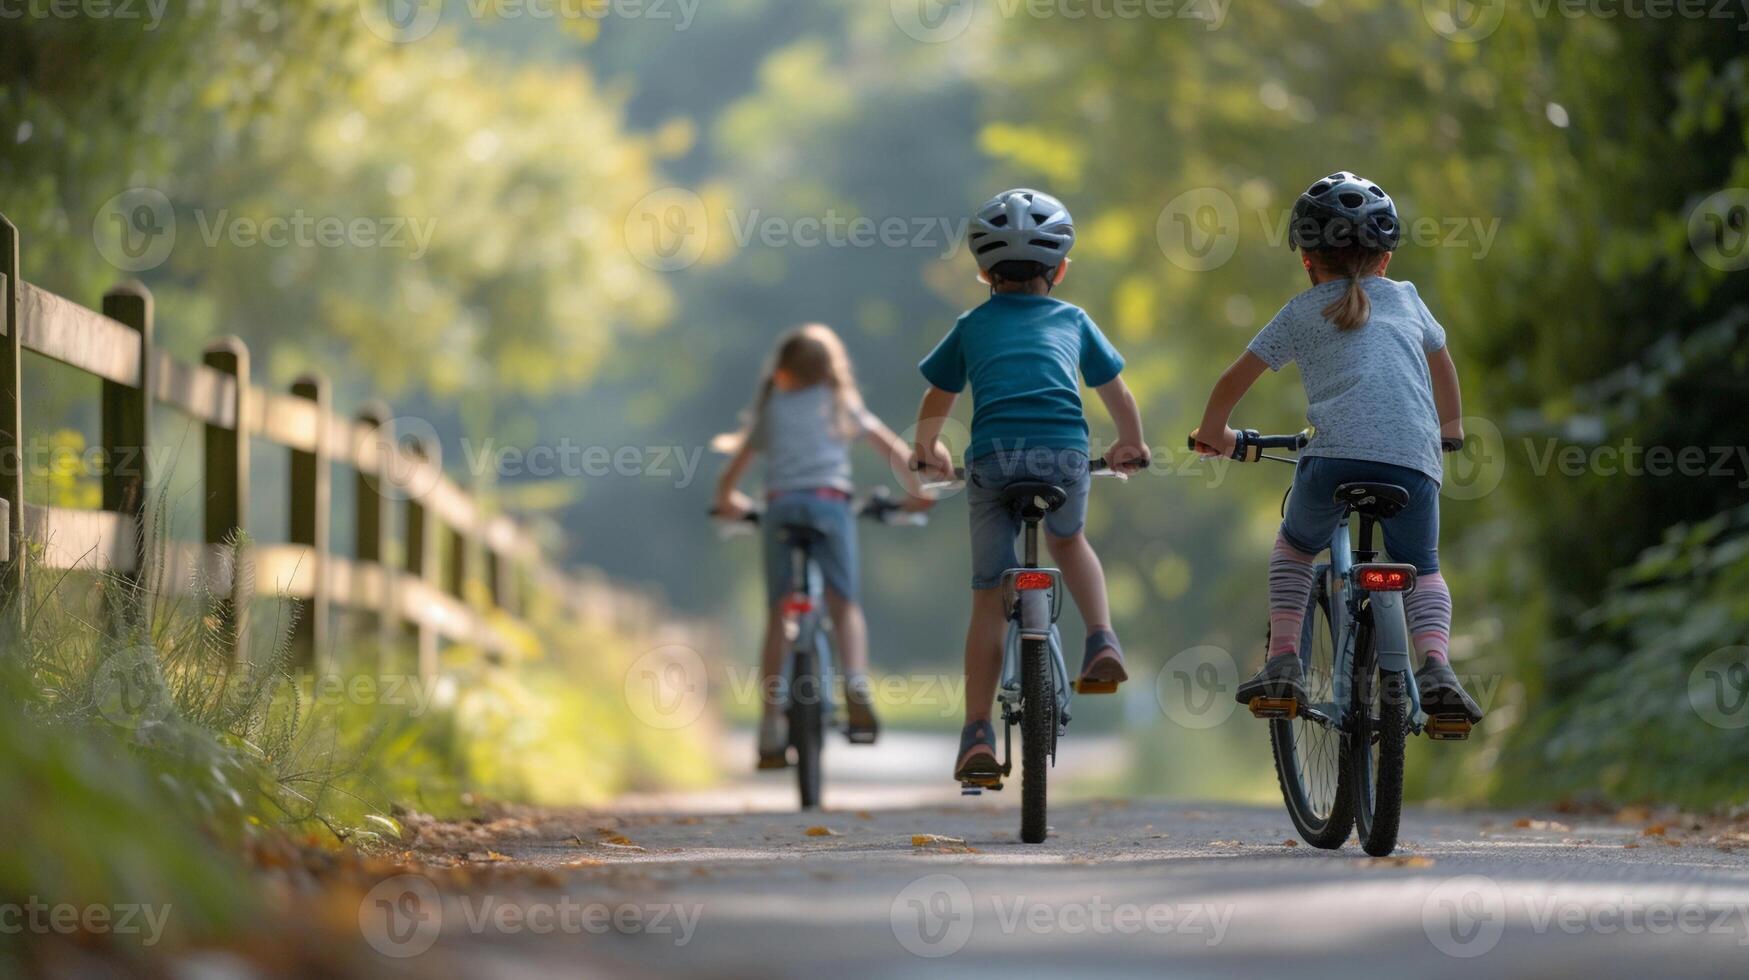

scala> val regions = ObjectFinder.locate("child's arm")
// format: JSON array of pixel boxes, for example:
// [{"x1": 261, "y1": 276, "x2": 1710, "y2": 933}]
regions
[
  {"x1": 1428, "y1": 347, "x2": 1465, "y2": 443},
  {"x1": 711, "y1": 442, "x2": 757, "y2": 518},
  {"x1": 863, "y1": 419, "x2": 933, "y2": 509},
  {"x1": 1191, "y1": 351, "x2": 1270, "y2": 456},
  {"x1": 1092, "y1": 376, "x2": 1149, "y2": 472},
  {"x1": 911, "y1": 386, "x2": 958, "y2": 478}
]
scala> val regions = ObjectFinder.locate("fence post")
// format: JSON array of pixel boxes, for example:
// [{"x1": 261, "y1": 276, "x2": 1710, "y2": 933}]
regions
[
  {"x1": 203, "y1": 338, "x2": 249, "y2": 660},
  {"x1": 403, "y1": 436, "x2": 437, "y2": 681},
  {"x1": 447, "y1": 524, "x2": 467, "y2": 602},
  {"x1": 0, "y1": 215, "x2": 23, "y2": 612},
  {"x1": 100, "y1": 282, "x2": 153, "y2": 633},
  {"x1": 355, "y1": 401, "x2": 392, "y2": 666},
  {"x1": 288, "y1": 375, "x2": 331, "y2": 672}
]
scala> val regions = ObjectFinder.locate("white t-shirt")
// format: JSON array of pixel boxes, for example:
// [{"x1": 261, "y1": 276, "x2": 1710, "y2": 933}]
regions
[{"x1": 746, "y1": 385, "x2": 877, "y2": 494}]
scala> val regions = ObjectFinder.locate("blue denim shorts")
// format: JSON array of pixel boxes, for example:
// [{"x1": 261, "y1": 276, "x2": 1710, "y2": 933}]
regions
[
  {"x1": 1281, "y1": 455, "x2": 1440, "y2": 573},
  {"x1": 967, "y1": 449, "x2": 1091, "y2": 590},
  {"x1": 763, "y1": 491, "x2": 859, "y2": 605}
]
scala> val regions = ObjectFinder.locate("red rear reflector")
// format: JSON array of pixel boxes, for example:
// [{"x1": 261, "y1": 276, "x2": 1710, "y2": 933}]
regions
[
  {"x1": 1014, "y1": 571, "x2": 1053, "y2": 591},
  {"x1": 781, "y1": 595, "x2": 813, "y2": 614},
  {"x1": 1356, "y1": 567, "x2": 1414, "y2": 591}
]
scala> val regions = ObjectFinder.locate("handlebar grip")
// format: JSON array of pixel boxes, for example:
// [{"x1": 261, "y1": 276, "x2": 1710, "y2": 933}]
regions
[{"x1": 1441, "y1": 436, "x2": 1466, "y2": 453}]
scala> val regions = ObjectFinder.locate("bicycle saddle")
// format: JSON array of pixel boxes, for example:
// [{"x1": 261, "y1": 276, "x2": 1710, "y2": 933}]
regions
[
  {"x1": 998, "y1": 481, "x2": 1068, "y2": 513},
  {"x1": 778, "y1": 523, "x2": 828, "y2": 543},
  {"x1": 1333, "y1": 482, "x2": 1410, "y2": 519}
]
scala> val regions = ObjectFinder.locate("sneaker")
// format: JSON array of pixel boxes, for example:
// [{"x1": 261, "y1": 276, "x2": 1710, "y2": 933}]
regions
[
  {"x1": 845, "y1": 675, "x2": 880, "y2": 744},
  {"x1": 1234, "y1": 655, "x2": 1307, "y2": 707},
  {"x1": 953, "y1": 720, "x2": 1002, "y2": 786},
  {"x1": 1074, "y1": 628, "x2": 1129, "y2": 694},
  {"x1": 1415, "y1": 661, "x2": 1483, "y2": 724},
  {"x1": 756, "y1": 713, "x2": 789, "y2": 770}
]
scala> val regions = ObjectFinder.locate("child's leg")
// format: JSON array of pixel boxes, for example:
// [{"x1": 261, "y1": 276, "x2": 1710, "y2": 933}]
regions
[
  {"x1": 962, "y1": 587, "x2": 1008, "y2": 725},
  {"x1": 824, "y1": 588, "x2": 867, "y2": 677},
  {"x1": 1380, "y1": 478, "x2": 1449, "y2": 666},
  {"x1": 1405, "y1": 572, "x2": 1451, "y2": 664},
  {"x1": 758, "y1": 603, "x2": 787, "y2": 720},
  {"x1": 1267, "y1": 536, "x2": 1320, "y2": 659},
  {"x1": 1044, "y1": 530, "x2": 1111, "y2": 640}
]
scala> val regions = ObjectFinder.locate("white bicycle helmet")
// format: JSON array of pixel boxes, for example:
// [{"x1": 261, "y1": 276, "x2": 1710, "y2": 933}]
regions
[{"x1": 967, "y1": 188, "x2": 1075, "y2": 272}]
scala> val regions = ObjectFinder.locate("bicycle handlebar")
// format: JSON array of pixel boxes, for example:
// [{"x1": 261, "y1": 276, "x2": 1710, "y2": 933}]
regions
[
  {"x1": 1187, "y1": 428, "x2": 1465, "y2": 463},
  {"x1": 707, "y1": 489, "x2": 928, "y2": 529},
  {"x1": 913, "y1": 455, "x2": 1133, "y2": 492}
]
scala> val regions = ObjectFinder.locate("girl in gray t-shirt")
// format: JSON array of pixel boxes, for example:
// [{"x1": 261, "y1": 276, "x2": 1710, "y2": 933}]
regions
[
  {"x1": 712, "y1": 324, "x2": 930, "y2": 767},
  {"x1": 1190, "y1": 171, "x2": 1482, "y2": 725}
]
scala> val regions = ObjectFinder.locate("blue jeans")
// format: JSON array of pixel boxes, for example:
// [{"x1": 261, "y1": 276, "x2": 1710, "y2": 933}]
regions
[
  {"x1": 762, "y1": 491, "x2": 859, "y2": 605},
  {"x1": 966, "y1": 449, "x2": 1091, "y2": 589},
  {"x1": 1280, "y1": 456, "x2": 1440, "y2": 574}
]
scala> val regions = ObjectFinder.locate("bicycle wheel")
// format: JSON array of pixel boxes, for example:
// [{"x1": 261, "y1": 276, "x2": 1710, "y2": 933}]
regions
[
  {"x1": 790, "y1": 650, "x2": 823, "y2": 810},
  {"x1": 1269, "y1": 568, "x2": 1355, "y2": 849},
  {"x1": 1351, "y1": 611, "x2": 1407, "y2": 856},
  {"x1": 1019, "y1": 636, "x2": 1054, "y2": 844}
]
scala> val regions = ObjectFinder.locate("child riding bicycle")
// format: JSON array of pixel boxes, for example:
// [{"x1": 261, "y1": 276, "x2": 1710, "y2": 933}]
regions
[
  {"x1": 910, "y1": 188, "x2": 1149, "y2": 786},
  {"x1": 713, "y1": 324, "x2": 930, "y2": 769},
  {"x1": 1190, "y1": 171, "x2": 1482, "y2": 723}
]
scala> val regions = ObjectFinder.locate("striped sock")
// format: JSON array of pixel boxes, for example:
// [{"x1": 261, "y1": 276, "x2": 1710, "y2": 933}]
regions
[
  {"x1": 1406, "y1": 571, "x2": 1452, "y2": 664},
  {"x1": 1268, "y1": 536, "x2": 1319, "y2": 659}
]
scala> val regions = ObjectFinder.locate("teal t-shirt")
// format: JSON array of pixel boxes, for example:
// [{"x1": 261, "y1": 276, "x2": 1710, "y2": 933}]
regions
[{"x1": 918, "y1": 293, "x2": 1125, "y2": 462}]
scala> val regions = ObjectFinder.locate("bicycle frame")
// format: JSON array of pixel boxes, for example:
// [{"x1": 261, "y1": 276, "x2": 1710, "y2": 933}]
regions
[
  {"x1": 994, "y1": 520, "x2": 1073, "y2": 743},
  {"x1": 780, "y1": 536, "x2": 837, "y2": 728},
  {"x1": 1315, "y1": 513, "x2": 1423, "y2": 732}
]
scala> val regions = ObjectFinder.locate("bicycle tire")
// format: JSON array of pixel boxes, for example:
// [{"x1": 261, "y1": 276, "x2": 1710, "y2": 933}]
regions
[
  {"x1": 1270, "y1": 569, "x2": 1356, "y2": 849},
  {"x1": 1020, "y1": 636, "x2": 1054, "y2": 844},
  {"x1": 791, "y1": 651, "x2": 823, "y2": 810},
  {"x1": 1351, "y1": 612, "x2": 1407, "y2": 856}
]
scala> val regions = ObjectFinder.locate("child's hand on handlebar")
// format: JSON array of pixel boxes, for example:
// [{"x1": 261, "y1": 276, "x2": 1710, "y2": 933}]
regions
[
  {"x1": 1105, "y1": 439, "x2": 1151, "y2": 474},
  {"x1": 909, "y1": 439, "x2": 956, "y2": 481},
  {"x1": 1189, "y1": 426, "x2": 1239, "y2": 458},
  {"x1": 711, "y1": 488, "x2": 754, "y2": 520}
]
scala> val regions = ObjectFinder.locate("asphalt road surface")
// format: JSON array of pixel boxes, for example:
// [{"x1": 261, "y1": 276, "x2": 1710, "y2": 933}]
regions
[{"x1": 360, "y1": 735, "x2": 1749, "y2": 979}]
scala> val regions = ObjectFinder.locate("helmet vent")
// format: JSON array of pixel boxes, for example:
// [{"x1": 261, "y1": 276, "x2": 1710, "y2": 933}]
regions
[
  {"x1": 988, "y1": 214, "x2": 1009, "y2": 227},
  {"x1": 1028, "y1": 239, "x2": 1060, "y2": 249},
  {"x1": 1031, "y1": 213, "x2": 1050, "y2": 222},
  {"x1": 1338, "y1": 191, "x2": 1365, "y2": 208},
  {"x1": 1368, "y1": 186, "x2": 1385, "y2": 198},
  {"x1": 975, "y1": 241, "x2": 1007, "y2": 255},
  {"x1": 1311, "y1": 182, "x2": 1332, "y2": 196}
]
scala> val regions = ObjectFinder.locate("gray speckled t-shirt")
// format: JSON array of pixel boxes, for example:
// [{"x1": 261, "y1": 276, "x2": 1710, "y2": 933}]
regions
[
  {"x1": 745, "y1": 385, "x2": 878, "y2": 494},
  {"x1": 1247, "y1": 277, "x2": 1447, "y2": 482}
]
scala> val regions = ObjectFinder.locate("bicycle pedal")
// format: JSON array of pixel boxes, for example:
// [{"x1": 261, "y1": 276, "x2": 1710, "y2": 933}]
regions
[
  {"x1": 1424, "y1": 715, "x2": 1472, "y2": 740},
  {"x1": 1073, "y1": 678, "x2": 1119, "y2": 695},
  {"x1": 959, "y1": 774, "x2": 1003, "y2": 792},
  {"x1": 1247, "y1": 697, "x2": 1299, "y2": 720}
]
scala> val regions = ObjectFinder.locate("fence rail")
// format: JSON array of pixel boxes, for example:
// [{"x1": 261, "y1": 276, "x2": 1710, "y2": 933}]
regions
[{"x1": 0, "y1": 213, "x2": 667, "y2": 676}]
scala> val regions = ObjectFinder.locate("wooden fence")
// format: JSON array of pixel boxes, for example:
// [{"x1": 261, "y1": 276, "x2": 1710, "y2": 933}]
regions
[{"x1": 0, "y1": 213, "x2": 671, "y2": 676}]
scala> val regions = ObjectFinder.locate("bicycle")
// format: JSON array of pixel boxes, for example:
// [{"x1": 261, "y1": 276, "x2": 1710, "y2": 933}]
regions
[
  {"x1": 920, "y1": 456, "x2": 1130, "y2": 845},
  {"x1": 1188, "y1": 429, "x2": 1470, "y2": 856},
  {"x1": 711, "y1": 488, "x2": 925, "y2": 810}
]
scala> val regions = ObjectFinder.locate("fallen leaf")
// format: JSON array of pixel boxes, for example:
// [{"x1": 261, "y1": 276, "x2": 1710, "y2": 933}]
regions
[
  {"x1": 804, "y1": 826, "x2": 840, "y2": 837},
  {"x1": 912, "y1": 834, "x2": 965, "y2": 847},
  {"x1": 1283, "y1": 839, "x2": 1300, "y2": 847},
  {"x1": 1642, "y1": 824, "x2": 1668, "y2": 837},
  {"x1": 1357, "y1": 855, "x2": 1435, "y2": 868}
]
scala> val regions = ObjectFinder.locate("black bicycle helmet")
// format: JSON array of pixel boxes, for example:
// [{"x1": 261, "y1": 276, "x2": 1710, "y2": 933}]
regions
[{"x1": 1287, "y1": 171, "x2": 1401, "y2": 252}]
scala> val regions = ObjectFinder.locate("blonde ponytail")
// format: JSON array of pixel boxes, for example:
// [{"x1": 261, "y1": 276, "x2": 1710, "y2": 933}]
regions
[{"x1": 1317, "y1": 246, "x2": 1385, "y2": 331}]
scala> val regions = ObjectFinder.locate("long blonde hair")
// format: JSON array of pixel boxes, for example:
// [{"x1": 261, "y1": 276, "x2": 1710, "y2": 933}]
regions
[
  {"x1": 712, "y1": 323, "x2": 867, "y2": 453},
  {"x1": 1311, "y1": 245, "x2": 1389, "y2": 331}
]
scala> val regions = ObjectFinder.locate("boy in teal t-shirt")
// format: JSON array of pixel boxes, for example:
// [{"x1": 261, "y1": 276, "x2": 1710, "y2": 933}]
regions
[{"x1": 911, "y1": 188, "x2": 1149, "y2": 786}]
